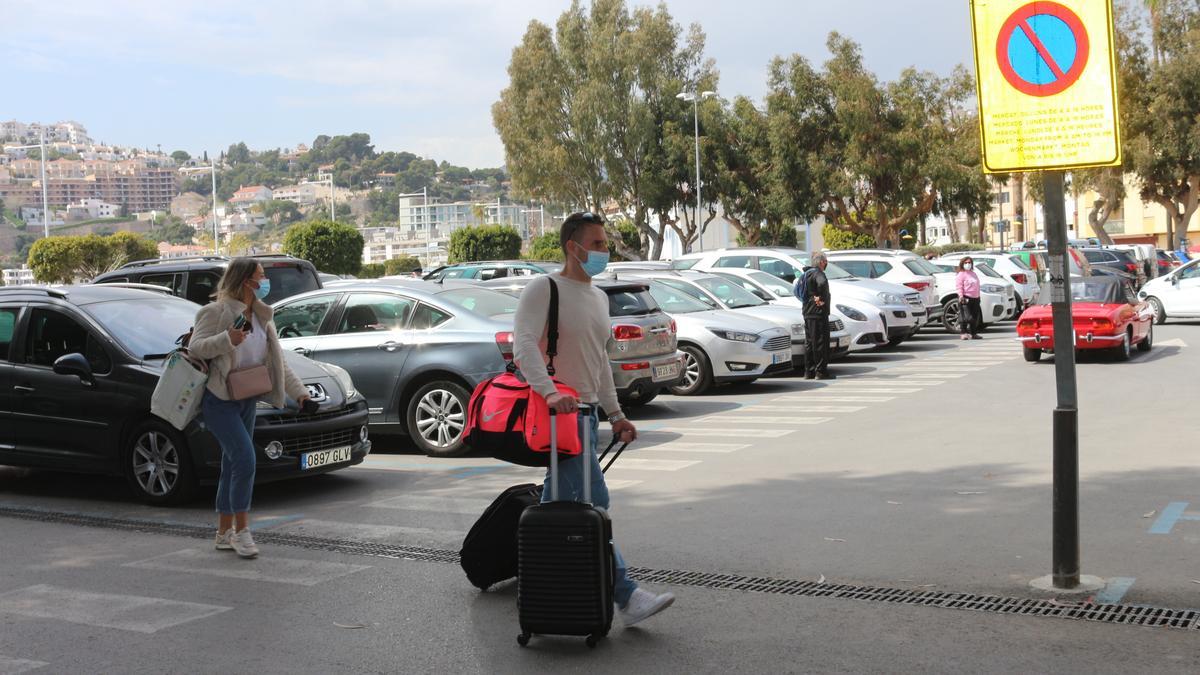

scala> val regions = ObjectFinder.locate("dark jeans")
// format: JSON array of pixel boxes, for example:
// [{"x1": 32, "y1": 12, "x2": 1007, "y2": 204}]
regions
[
  {"x1": 960, "y1": 296, "x2": 981, "y2": 336},
  {"x1": 804, "y1": 315, "x2": 830, "y2": 375}
]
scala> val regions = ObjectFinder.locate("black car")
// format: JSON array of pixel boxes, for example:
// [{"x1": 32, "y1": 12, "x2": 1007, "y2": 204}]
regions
[
  {"x1": 92, "y1": 253, "x2": 322, "y2": 305},
  {"x1": 0, "y1": 285, "x2": 370, "y2": 505},
  {"x1": 1081, "y1": 248, "x2": 1144, "y2": 288}
]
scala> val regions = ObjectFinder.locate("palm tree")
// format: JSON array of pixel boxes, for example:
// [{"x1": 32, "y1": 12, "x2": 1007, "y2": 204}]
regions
[{"x1": 1145, "y1": 0, "x2": 1163, "y2": 66}]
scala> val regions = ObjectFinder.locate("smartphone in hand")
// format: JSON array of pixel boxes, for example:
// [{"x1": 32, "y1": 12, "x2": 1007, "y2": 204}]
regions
[{"x1": 232, "y1": 315, "x2": 249, "y2": 331}]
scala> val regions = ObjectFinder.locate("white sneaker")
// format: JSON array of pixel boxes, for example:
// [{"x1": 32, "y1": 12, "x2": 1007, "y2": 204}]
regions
[
  {"x1": 214, "y1": 529, "x2": 234, "y2": 551},
  {"x1": 231, "y1": 528, "x2": 259, "y2": 559},
  {"x1": 619, "y1": 588, "x2": 675, "y2": 627}
]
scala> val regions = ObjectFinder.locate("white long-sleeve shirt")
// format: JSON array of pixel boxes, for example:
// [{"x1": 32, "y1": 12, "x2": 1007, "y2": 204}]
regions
[{"x1": 513, "y1": 273, "x2": 620, "y2": 414}]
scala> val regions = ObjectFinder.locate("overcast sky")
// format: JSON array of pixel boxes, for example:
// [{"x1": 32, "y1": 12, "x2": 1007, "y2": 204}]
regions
[{"x1": 4, "y1": 0, "x2": 973, "y2": 168}]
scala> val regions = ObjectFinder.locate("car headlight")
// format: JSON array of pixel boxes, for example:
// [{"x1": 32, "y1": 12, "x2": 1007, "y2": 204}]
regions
[
  {"x1": 836, "y1": 304, "x2": 868, "y2": 322},
  {"x1": 877, "y1": 292, "x2": 903, "y2": 305},
  {"x1": 982, "y1": 284, "x2": 1005, "y2": 294},
  {"x1": 707, "y1": 328, "x2": 759, "y2": 343},
  {"x1": 320, "y1": 362, "x2": 358, "y2": 399},
  {"x1": 790, "y1": 323, "x2": 805, "y2": 337}
]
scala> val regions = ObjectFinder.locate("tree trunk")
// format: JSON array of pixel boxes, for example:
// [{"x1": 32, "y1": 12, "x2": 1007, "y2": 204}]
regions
[
  {"x1": 1087, "y1": 199, "x2": 1115, "y2": 246},
  {"x1": 1013, "y1": 174, "x2": 1026, "y2": 241}
]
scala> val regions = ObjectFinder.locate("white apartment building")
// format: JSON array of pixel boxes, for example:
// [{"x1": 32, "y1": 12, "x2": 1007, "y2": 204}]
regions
[
  {"x1": 271, "y1": 184, "x2": 320, "y2": 206},
  {"x1": 398, "y1": 197, "x2": 533, "y2": 238},
  {"x1": 2, "y1": 266, "x2": 36, "y2": 286},
  {"x1": 65, "y1": 198, "x2": 120, "y2": 220},
  {"x1": 361, "y1": 227, "x2": 447, "y2": 267},
  {"x1": 0, "y1": 120, "x2": 92, "y2": 145}
]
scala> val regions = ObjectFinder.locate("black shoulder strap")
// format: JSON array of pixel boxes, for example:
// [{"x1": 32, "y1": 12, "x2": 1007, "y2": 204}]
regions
[{"x1": 546, "y1": 278, "x2": 559, "y2": 377}]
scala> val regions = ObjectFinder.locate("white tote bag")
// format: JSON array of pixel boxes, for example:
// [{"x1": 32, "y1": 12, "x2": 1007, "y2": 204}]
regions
[{"x1": 151, "y1": 350, "x2": 209, "y2": 431}]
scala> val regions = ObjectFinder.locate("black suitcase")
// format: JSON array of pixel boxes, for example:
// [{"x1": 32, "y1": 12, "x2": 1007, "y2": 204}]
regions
[
  {"x1": 517, "y1": 407, "x2": 615, "y2": 648},
  {"x1": 460, "y1": 439, "x2": 625, "y2": 591}
]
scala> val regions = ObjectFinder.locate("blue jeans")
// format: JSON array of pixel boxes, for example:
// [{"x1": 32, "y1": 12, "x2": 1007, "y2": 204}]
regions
[
  {"x1": 541, "y1": 406, "x2": 637, "y2": 607},
  {"x1": 202, "y1": 390, "x2": 257, "y2": 515}
]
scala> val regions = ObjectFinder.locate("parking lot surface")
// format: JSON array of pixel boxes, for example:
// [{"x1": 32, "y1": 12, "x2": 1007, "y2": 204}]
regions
[{"x1": 3, "y1": 321, "x2": 1200, "y2": 672}]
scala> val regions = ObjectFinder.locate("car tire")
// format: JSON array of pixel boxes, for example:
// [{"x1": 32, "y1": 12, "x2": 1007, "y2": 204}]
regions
[
  {"x1": 1147, "y1": 296, "x2": 1166, "y2": 324},
  {"x1": 406, "y1": 380, "x2": 471, "y2": 457},
  {"x1": 1014, "y1": 296, "x2": 1024, "y2": 316},
  {"x1": 1114, "y1": 331, "x2": 1132, "y2": 362},
  {"x1": 941, "y1": 299, "x2": 960, "y2": 333},
  {"x1": 669, "y1": 345, "x2": 712, "y2": 396},
  {"x1": 1023, "y1": 347, "x2": 1042, "y2": 362},
  {"x1": 123, "y1": 419, "x2": 196, "y2": 505},
  {"x1": 1137, "y1": 323, "x2": 1153, "y2": 352}
]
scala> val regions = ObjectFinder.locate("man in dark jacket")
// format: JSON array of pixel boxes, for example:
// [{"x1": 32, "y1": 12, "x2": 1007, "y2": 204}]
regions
[{"x1": 802, "y1": 252, "x2": 834, "y2": 380}]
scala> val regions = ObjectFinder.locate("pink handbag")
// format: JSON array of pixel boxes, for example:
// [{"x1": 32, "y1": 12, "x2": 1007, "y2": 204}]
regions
[{"x1": 227, "y1": 364, "x2": 272, "y2": 401}]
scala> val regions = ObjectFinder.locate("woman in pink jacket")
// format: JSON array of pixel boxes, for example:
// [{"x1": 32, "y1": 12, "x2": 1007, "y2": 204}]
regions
[{"x1": 956, "y1": 257, "x2": 982, "y2": 340}]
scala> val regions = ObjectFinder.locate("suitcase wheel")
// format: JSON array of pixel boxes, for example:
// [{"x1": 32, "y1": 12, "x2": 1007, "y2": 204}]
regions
[
  {"x1": 517, "y1": 633, "x2": 530, "y2": 647},
  {"x1": 586, "y1": 634, "x2": 600, "y2": 649}
]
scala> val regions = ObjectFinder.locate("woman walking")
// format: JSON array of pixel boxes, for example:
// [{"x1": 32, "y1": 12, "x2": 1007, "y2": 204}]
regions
[
  {"x1": 956, "y1": 256, "x2": 982, "y2": 340},
  {"x1": 188, "y1": 258, "x2": 310, "y2": 558}
]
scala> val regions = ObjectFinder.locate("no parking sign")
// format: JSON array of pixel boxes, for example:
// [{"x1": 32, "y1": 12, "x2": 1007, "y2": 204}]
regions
[{"x1": 970, "y1": 0, "x2": 1121, "y2": 173}]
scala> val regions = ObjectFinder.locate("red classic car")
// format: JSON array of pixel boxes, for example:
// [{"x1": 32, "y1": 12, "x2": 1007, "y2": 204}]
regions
[{"x1": 1016, "y1": 277, "x2": 1154, "y2": 362}]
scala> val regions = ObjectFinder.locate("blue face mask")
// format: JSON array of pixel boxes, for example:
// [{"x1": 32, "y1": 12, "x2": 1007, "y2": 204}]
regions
[
  {"x1": 252, "y1": 278, "x2": 271, "y2": 300},
  {"x1": 573, "y1": 245, "x2": 610, "y2": 278}
]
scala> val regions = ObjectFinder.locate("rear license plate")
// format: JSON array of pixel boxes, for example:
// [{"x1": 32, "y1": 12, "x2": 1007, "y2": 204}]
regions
[
  {"x1": 300, "y1": 445, "x2": 352, "y2": 470},
  {"x1": 771, "y1": 350, "x2": 791, "y2": 365},
  {"x1": 652, "y1": 362, "x2": 680, "y2": 381}
]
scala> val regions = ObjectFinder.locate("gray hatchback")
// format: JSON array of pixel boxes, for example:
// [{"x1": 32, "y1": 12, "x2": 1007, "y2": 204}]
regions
[{"x1": 272, "y1": 281, "x2": 518, "y2": 457}]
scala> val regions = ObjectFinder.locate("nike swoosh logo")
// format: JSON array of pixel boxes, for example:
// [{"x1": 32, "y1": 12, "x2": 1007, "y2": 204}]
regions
[{"x1": 482, "y1": 410, "x2": 501, "y2": 422}]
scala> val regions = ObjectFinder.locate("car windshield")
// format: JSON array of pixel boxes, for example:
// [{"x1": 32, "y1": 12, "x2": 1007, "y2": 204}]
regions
[
  {"x1": 903, "y1": 259, "x2": 942, "y2": 276},
  {"x1": 748, "y1": 271, "x2": 794, "y2": 298},
  {"x1": 263, "y1": 262, "x2": 321, "y2": 303},
  {"x1": 645, "y1": 281, "x2": 712, "y2": 313},
  {"x1": 976, "y1": 263, "x2": 1004, "y2": 279},
  {"x1": 85, "y1": 297, "x2": 198, "y2": 359},
  {"x1": 691, "y1": 276, "x2": 765, "y2": 308},
  {"x1": 790, "y1": 255, "x2": 851, "y2": 279},
  {"x1": 436, "y1": 287, "x2": 518, "y2": 319},
  {"x1": 1038, "y1": 279, "x2": 1125, "y2": 304},
  {"x1": 607, "y1": 288, "x2": 660, "y2": 317}
]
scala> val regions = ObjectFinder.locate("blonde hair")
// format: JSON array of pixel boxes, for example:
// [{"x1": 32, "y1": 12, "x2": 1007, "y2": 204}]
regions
[{"x1": 215, "y1": 258, "x2": 261, "y2": 301}]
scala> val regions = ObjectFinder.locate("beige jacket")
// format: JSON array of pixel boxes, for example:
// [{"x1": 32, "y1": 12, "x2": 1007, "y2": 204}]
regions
[{"x1": 188, "y1": 297, "x2": 307, "y2": 407}]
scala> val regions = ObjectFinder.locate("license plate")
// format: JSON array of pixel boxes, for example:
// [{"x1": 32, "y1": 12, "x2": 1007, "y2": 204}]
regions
[
  {"x1": 771, "y1": 350, "x2": 791, "y2": 365},
  {"x1": 652, "y1": 362, "x2": 680, "y2": 382},
  {"x1": 300, "y1": 445, "x2": 352, "y2": 470}
]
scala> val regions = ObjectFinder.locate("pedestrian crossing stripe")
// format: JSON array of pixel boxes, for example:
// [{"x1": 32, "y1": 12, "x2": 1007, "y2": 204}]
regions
[
  {"x1": 744, "y1": 405, "x2": 866, "y2": 413},
  {"x1": 606, "y1": 458, "x2": 702, "y2": 471},
  {"x1": 270, "y1": 519, "x2": 466, "y2": 549},
  {"x1": 650, "y1": 427, "x2": 796, "y2": 438},
  {"x1": 0, "y1": 584, "x2": 231, "y2": 634},
  {"x1": 639, "y1": 442, "x2": 751, "y2": 453},
  {"x1": 366, "y1": 494, "x2": 494, "y2": 515},
  {"x1": 124, "y1": 549, "x2": 372, "y2": 587},
  {"x1": 820, "y1": 388, "x2": 924, "y2": 394},
  {"x1": 0, "y1": 655, "x2": 49, "y2": 674},
  {"x1": 839, "y1": 380, "x2": 946, "y2": 386},
  {"x1": 694, "y1": 416, "x2": 834, "y2": 425},
  {"x1": 772, "y1": 395, "x2": 895, "y2": 403}
]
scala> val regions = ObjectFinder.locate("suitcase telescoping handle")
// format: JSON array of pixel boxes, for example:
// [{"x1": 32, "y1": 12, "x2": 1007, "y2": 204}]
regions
[{"x1": 548, "y1": 406, "x2": 591, "y2": 503}]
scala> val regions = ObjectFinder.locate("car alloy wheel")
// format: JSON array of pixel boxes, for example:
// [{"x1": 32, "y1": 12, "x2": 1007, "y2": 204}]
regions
[
  {"x1": 407, "y1": 380, "x2": 470, "y2": 457},
  {"x1": 1137, "y1": 323, "x2": 1153, "y2": 352},
  {"x1": 669, "y1": 345, "x2": 711, "y2": 396},
  {"x1": 1147, "y1": 297, "x2": 1166, "y2": 325},
  {"x1": 124, "y1": 420, "x2": 195, "y2": 505},
  {"x1": 1114, "y1": 331, "x2": 1132, "y2": 361},
  {"x1": 942, "y1": 299, "x2": 960, "y2": 333}
]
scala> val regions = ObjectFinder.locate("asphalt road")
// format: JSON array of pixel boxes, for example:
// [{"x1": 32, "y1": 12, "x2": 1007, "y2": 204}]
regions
[{"x1": 2, "y1": 320, "x2": 1199, "y2": 673}]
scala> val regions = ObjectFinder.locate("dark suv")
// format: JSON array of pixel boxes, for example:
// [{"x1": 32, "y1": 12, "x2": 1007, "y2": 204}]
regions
[
  {"x1": 0, "y1": 285, "x2": 370, "y2": 504},
  {"x1": 92, "y1": 254, "x2": 322, "y2": 305}
]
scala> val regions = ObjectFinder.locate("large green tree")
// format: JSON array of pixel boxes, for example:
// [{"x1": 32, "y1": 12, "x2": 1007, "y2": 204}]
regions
[
  {"x1": 448, "y1": 225, "x2": 523, "y2": 263},
  {"x1": 1124, "y1": 0, "x2": 1200, "y2": 249},
  {"x1": 27, "y1": 232, "x2": 158, "y2": 282},
  {"x1": 283, "y1": 220, "x2": 364, "y2": 275},
  {"x1": 494, "y1": 0, "x2": 715, "y2": 259}
]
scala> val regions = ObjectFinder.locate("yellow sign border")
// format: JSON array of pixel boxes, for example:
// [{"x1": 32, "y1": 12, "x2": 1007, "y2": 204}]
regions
[{"x1": 970, "y1": 0, "x2": 1122, "y2": 174}]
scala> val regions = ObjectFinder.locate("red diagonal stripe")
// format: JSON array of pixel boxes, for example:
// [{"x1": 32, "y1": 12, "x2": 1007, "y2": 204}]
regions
[{"x1": 1019, "y1": 19, "x2": 1067, "y2": 81}]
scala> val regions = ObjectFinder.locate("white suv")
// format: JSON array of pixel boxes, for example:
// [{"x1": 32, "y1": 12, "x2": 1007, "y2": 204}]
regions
[
  {"x1": 670, "y1": 247, "x2": 925, "y2": 346},
  {"x1": 825, "y1": 250, "x2": 942, "y2": 324}
]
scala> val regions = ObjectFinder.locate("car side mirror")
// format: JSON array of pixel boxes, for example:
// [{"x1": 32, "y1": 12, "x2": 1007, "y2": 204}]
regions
[
  {"x1": 1172, "y1": 275, "x2": 1180, "y2": 286},
  {"x1": 53, "y1": 353, "x2": 95, "y2": 386}
]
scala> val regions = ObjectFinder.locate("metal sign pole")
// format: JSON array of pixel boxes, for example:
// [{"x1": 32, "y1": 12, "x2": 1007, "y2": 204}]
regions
[{"x1": 1043, "y1": 170, "x2": 1080, "y2": 589}]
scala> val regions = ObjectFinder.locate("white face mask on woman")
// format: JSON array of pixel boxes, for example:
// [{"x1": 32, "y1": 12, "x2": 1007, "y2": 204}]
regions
[{"x1": 964, "y1": 263, "x2": 973, "y2": 271}]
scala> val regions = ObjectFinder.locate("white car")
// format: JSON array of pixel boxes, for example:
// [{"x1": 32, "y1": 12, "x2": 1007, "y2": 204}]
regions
[
  {"x1": 939, "y1": 251, "x2": 1040, "y2": 311},
  {"x1": 640, "y1": 280, "x2": 793, "y2": 395},
  {"x1": 1138, "y1": 258, "x2": 1200, "y2": 323},
  {"x1": 927, "y1": 260, "x2": 1016, "y2": 332},
  {"x1": 670, "y1": 247, "x2": 925, "y2": 346},
  {"x1": 825, "y1": 250, "x2": 942, "y2": 325},
  {"x1": 609, "y1": 269, "x2": 848, "y2": 364},
  {"x1": 707, "y1": 268, "x2": 888, "y2": 353}
]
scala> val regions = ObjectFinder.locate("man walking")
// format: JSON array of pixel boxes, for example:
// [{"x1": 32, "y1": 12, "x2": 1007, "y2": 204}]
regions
[
  {"x1": 802, "y1": 252, "x2": 834, "y2": 380},
  {"x1": 512, "y1": 211, "x2": 675, "y2": 627}
]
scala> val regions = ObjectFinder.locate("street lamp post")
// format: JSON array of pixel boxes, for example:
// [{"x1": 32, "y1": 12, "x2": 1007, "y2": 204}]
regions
[
  {"x1": 179, "y1": 162, "x2": 220, "y2": 255},
  {"x1": 12, "y1": 130, "x2": 52, "y2": 238},
  {"x1": 677, "y1": 90, "x2": 717, "y2": 252}
]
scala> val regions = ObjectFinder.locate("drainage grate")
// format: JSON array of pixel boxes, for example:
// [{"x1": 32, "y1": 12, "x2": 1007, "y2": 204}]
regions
[{"x1": 3, "y1": 505, "x2": 1198, "y2": 632}]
